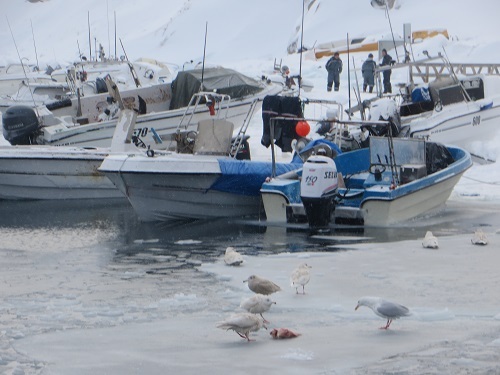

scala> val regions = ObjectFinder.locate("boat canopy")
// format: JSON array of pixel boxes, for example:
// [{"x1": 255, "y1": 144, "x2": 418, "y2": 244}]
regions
[{"x1": 169, "y1": 67, "x2": 264, "y2": 110}]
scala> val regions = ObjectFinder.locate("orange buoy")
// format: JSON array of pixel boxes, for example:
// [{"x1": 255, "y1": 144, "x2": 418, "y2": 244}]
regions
[{"x1": 295, "y1": 120, "x2": 310, "y2": 137}]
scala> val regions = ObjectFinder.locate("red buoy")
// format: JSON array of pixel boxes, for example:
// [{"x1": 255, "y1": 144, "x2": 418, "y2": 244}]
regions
[{"x1": 295, "y1": 121, "x2": 310, "y2": 137}]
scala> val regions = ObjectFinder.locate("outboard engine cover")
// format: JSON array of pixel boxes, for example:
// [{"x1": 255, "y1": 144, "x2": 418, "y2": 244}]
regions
[
  {"x1": 231, "y1": 135, "x2": 251, "y2": 160},
  {"x1": 2, "y1": 105, "x2": 40, "y2": 145},
  {"x1": 300, "y1": 155, "x2": 338, "y2": 231}
]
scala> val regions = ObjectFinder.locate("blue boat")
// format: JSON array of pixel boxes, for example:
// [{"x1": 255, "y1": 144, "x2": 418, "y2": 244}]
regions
[{"x1": 261, "y1": 135, "x2": 472, "y2": 228}]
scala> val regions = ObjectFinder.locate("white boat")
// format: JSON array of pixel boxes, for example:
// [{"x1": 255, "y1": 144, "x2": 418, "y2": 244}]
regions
[
  {"x1": 0, "y1": 63, "x2": 55, "y2": 97},
  {"x1": 0, "y1": 88, "x2": 286, "y2": 202},
  {"x1": 0, "y1": 58, "x2": 174, "y2": 115},
  {"x1": 99, "y1": 94, "x2": 306, "y2": 222},
  {"x1": 0, "y1": 145, "x2": 120, "y2": 200},
  {"x1": 397, "y1": 75, "x2": 500, "y2": 161},
  {"x1": 0, "y1": 111, "x2": 141, "y2": 200},
  {"x1": 2, "y1": 67, "x2": 282, "y2": 148}
]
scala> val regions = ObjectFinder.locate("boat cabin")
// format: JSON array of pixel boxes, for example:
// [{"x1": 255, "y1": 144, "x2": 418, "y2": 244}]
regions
[{"x1": 400, "y1": 75, "x2": 492, "y2": 117}]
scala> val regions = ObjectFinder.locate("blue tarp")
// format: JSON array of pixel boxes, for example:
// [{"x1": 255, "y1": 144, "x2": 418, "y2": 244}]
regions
[
  {"x1": 212, "y1": 159, "x2": 303, "y2": 196},
  {"x1": 411, "y1": 87, "x2": 432, "y2": 103}
]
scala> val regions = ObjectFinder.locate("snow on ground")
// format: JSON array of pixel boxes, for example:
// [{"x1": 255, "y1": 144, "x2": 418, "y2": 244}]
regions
[{"x1": 8, "y1": 231, "x2": 500, "y2": 374}]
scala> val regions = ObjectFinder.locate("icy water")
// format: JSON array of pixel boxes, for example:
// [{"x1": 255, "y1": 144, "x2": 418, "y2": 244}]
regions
[{"x1": 1, "y1": 198, "x2": 499, "y2": 374}]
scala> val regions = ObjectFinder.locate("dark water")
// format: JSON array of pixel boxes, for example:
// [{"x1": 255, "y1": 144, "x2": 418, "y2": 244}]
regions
[{"x1": 0, "y1": 198, "x2": 496, "y2": 267}]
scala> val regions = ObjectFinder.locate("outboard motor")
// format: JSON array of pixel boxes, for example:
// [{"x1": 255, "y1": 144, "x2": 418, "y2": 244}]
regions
[
  {"x1": 2, "y1": 105, "x2": 40, "y2": 145},
  {"x1": 300, "y1": 155, "x2": 338, "y2": 231},
  {"x1": 231, "y1": 135, "x2": 251, "y2": 160}
]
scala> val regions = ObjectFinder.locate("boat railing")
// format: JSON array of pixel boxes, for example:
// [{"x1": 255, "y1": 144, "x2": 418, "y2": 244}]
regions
[
  {"x1": 177, "y1": 92, "x2": 231, "y2": 131},
  {"x1": 229, "y1": 98, "x2": 261, "y2": 158},
  {"x1": 166, "y1": 92, "x2": 232, "y2": 153}
]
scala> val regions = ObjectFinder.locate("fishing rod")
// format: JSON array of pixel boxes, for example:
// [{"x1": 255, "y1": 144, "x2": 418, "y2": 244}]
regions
[
  {"x1": 298, "y1": 0, "x2": 305, "y2": 96},
  {"x1": 442, "y1": 46, "x2": 471, "y2": 102},
  {"x1": 385, "y1": 2, "x2": 399, "y2": 62},
  {"x1": 30, "y1": 19, "x2": 39, "y2": 71},
  {"x1": 119, "y1": 38, "x2": 141, "y2": 87},
  {"x1": 107, "y1": 0, "x2": 111, "y2": 59},
  {"x1": 6, "y1": 16, "x2": 38, "y2": 114},
  {"x1": 351, "y1": 56, "x2": 365, "y2": 120},
  {"x1": 114, "y1": 11, "x2": 117, "y2": 60},
  {"x1": 200, "y1": 22, "x2": 208, "y2": 91},
  {"x1": 88, "y1": 11, "x2": 92, "y2": 61},
  {"x1": 347, "y1": 33, "x2": 351, "y2": 120}
]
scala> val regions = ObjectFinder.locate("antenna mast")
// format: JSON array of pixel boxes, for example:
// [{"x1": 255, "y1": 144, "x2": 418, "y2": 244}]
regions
[
  {"x1": 30, "y1": 20, "x2": 39, "y2": 70},
  {"x1": 298, "y1": 0, "x2": 305, "y2": 96},
  {"x1": 6, "y1": 16, "x2": 38, "y2": 113},
  {"x1": 385, "y1": 2, "x2": 399, "y2": 62},
  {"x1": 200, "y1": 22, "x2": 208, "y2": 91},
  {"x1": 347, "y1": 33, "x2": 351, "y2": 119},
  {"x1": 88, "y1": 11, "x2": 92, "y2": 61}
]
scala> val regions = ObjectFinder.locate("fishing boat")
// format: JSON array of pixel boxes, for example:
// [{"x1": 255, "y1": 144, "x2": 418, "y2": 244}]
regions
[
  {"x1": 261, "y1": 121, "x2": 472, "y2": 228},
  {"x1": 99, "y1": 94, "x2": 306, "y2": 221},
  {"x1": 0, "y1": 111, "x2": 140, "y2": 200},
  {"x1": 2, "y1": 67, "x2": 282, "y2": 148},
  {"x1": 0, "y1": 58, "x2": 174, "y2": 114},
  {"x1": 400, "y1": 75, "x2": 500, "y2": 161},
  {"x1": 0, "y1": 63, "x2": 55, "y2": 97}
]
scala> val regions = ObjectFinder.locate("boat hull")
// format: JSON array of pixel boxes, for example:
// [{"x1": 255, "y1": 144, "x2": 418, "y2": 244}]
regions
[
  {"x1": 41, "y1": 83, "x2": 281, "y2": 148},
  {"x1": 335, "y1": 146, "x2": 472, "y2": 226},
  {"x1": 261, "y1": 145, "x2": 472, "y2": 227},
  {"x1": 0, "y1": 146, "x2": 121, "y2": 200},
  {"x1": 100, "y1": 153, "x2": 300, "y2": 222},
  {"x1": 409, "y1": 99, "x2": 500, "y2": 160},
  {"x1": 359, "y1": 171, "x2": 465, "y2": 226}
]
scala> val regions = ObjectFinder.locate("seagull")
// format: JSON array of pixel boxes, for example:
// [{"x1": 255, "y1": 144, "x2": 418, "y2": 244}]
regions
[
  {"x1": 290, "y1": 263, "x2": 312, "y2": 294},
  {"x1": 240, "y1": 294, "x2": 276, "y2": 323},
  {"x1": 422, "y1": 231, "x2": 439, "y2": 249},
  {"x1": 216, "y1": 312, "x2": 266, "y2": 341},
  {"x1": 355, "y1": 296, "x2": 411, "y2": 329},
  {"x1": 243, "y1": 275, "x2": 281, "y2": 295},
  {"x1": 224, "y1": 247, "x2": 244, "y2": 266},
  {"x1": 471, "y1": 229, "x2": 488, "y2": 245}
]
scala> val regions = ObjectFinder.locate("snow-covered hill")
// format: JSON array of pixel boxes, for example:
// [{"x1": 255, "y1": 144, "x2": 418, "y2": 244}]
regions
[{"x1": 2, "y1": 0, "x2": 500, "y2": 69}]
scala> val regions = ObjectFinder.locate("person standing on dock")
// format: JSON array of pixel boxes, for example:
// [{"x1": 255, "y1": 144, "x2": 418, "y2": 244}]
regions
[
  {"x1": 380, "y1": 49, "x2": 394, "y2": 94},
  {"x1": 362, "y1": 53, "x2": 377, "y2": 93},
  {"x1": 325, "y1": 52, "x2": 343, "y2": 92}
]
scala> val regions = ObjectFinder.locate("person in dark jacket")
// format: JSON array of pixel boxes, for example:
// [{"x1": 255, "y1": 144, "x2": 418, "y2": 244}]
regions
[
  {"x1": 361, "y1": 53, "x2": 377, "y2": 93},
  {"x1": 325, "y1": 52, "x2": 343, "y2": 92},
  {"x1": 380, "y1": 49, "x2": 394, "y2": 94}
]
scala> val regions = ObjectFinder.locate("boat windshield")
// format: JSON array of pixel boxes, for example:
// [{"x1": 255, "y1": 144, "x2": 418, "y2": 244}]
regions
[{"x1": 370, "y1": 137, "x2": 425, "y2": 167}]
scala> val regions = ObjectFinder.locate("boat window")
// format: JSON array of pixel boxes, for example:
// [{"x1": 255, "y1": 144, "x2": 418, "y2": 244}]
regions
[
  {"x1": 461, "y1": 77, "x2": 484, "y2": 101},
  {"x1": 369, "y1": 136, "x2": 425, "y2": 167},
  {"x1": 439, "y1": 85, "x2": 464, "y2": 106}
]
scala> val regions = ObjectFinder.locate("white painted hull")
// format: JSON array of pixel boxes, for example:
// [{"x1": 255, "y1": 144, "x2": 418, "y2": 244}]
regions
[
  {"x1": 100, "y1": 154, "x2": 262, "y2": 221},
  {"x1": 361, "y1": 172, "x2": 465, "y2": 226},
  {"x1": 0, "y1": 146, "x2": 122, "y2": 200},
  {"x1": 40, "y1": 83, "x2": 281, "y2": 148},
  {"x1": 409, "y1": 99, "x2": 500, "y2": 158},
  {"x1": 261, "y1": 191, "x2": 289, "y2": 223}
]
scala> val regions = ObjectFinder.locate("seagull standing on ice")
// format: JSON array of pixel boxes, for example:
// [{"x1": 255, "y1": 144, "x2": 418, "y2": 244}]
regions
[
  {"x1": 471, "y1": 229, "x2": 488, "y2": 245},
  {"x1": 422, "y1": 231, "x2": 439, "y2": 249},
  {"x1": 240, "y1": 294, "x2": 276, "y2": 323},
  {"x1": 355, "y1": 296, "x2": 411, "y2": 329},
  {"x1": 224, "y1": 247, "x2": 244, "y2": 266},
  {"x1": 243, "y1": 275, "x2": 281, "y2": 295},
  {"x1": 290, "y1": 263, "x2": 312, "y2": 294},
  {"x1": 216, "y1": 312, "x2": 266, "y2": 341}
]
